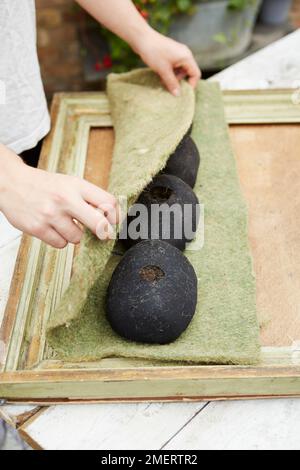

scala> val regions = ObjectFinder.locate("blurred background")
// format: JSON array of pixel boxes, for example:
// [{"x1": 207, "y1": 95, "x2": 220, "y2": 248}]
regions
[{"x1": 35, "y1": 0, "x2": 300, "y2": 100}]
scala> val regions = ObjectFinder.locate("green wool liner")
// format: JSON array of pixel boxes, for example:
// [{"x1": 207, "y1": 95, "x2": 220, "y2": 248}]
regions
[{"x1": 46, "y1": 69, "x2": 260, "y2": 365}]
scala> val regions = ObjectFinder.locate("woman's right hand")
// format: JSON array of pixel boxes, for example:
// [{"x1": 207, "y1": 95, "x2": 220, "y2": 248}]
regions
[{"x1": 0, "y1": 145, "x2": 119, "y2": 248}]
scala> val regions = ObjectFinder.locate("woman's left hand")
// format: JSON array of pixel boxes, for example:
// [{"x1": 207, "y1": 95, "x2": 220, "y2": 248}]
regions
[{"x1": 136, "y1": 30, "x2": 201, "y2": 96}]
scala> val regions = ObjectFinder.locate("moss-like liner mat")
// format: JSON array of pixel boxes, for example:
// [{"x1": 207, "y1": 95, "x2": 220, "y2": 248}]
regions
[{"x1": 46, "y1": 69, "x2": 260, "y2": 365}]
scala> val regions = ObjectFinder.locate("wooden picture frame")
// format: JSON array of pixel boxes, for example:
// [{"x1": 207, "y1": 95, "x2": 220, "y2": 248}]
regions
[{"x1": 1, "y1": 89, "x2": 300, "y2": 404}]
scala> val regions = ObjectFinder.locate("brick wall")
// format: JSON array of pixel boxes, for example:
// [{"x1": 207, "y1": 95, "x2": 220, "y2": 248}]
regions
[
  {"x1": 36, "y1": 0, "x2": 300, "y2": 100},
  {"x1": 36, "y1": 0, "x2": 85, "y2": 99},
  {"x1": 291, "y1": 0, "x2": 300, "y2": 27}
]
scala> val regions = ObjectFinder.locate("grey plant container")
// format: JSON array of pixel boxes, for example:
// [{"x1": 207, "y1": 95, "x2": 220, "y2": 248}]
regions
[
  {"x1": 169, "y1": 0, "x2": 262, "y2": 70},
  {"x1": 259, "y1": 0, "x2": 292, "y2": 26}
]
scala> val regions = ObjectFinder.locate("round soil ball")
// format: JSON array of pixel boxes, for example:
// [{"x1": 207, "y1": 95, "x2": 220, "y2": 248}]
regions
[
  {"x1": 106, "y1": 240, "x2": 198, "y2": 344},
  {"x1": 164, "y1": 136, "x2": 200, "y2": 188},
  {"x1": 122, "y1": 174, "x2": 200, "y2": 251}
]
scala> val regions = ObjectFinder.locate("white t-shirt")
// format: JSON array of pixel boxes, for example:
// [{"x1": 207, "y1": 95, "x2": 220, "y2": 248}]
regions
[{"x1": 0, "y1": 0, "x2": 50, "y2": 154}]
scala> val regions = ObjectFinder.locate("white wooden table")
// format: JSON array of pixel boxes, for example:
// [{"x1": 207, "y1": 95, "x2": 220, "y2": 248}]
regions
[{"x1": 1, "y1": 30, "x2": 300, "y2": 451}]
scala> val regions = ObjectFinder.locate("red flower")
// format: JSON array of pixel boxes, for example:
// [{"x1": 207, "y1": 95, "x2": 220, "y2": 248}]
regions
[
  {"x1": 103, "y1": 54, "x2": 113, "y2": 69},
  {"x1": 140, "y1": 9, "x2": 149, "y2": 19},
  {"x1": 136, "y1": 5, "x2": 149, "y2": 20}
]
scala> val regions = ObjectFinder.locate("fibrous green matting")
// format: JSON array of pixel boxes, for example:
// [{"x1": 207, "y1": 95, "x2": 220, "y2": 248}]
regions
[{"x1": 46, "y1": 69, "x2": 260, "y2": 365}]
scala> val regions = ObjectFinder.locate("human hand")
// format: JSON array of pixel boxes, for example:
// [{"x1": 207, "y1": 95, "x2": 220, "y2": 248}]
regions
[
  {"x1": 136, "y1": 30, "x2": 201, "y2": 96},
  {"x1": 0, "y1": 151, "x2": 119, "y2": 248},
  {"x1": 75, "y1": 0, "x2": 200, "y2": 96}
]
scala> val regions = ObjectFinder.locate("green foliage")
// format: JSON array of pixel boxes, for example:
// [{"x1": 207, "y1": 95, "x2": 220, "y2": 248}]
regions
[
  {"x1": 227, "y1": 0, "x2": 257, "y2": 10},
  {"x1": 213, "y1": 32, "x2": 228, "y2": 44}
]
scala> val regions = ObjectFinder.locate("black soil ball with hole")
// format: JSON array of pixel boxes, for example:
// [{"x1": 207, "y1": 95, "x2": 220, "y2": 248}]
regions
[
  {"x1": 121, "y1": 174, "x2": 200, "y2": 251},
  {"x1": 163, "y1": 135, "x2": 200, "y2": 188},
  {"x1": 106, "y1": 240, "x2": 198, "y2": 344}
]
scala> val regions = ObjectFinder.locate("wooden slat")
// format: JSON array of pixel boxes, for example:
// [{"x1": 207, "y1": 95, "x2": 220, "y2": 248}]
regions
[
  {"x1": 85, "y1": 127, "x2": 114, "y2": 188},
  {"x1": 223, "y1": 89, "x2": 300, "y2": 124},
  {"x1": 72, "y1": 128, "x2": 114, "y2": 261},
  {"x1": 164, "y1": 399, "x2": 300, "y2": 450},
  {"x1": 2, "y1": 365, "x2": 300, "y2": 402},
  {"x1": 231, "y1": 124, "x2": 300, "y2": 346},
  {"x1": 17, "y1": 398, "x2": 300, "y2": 450},
  {"x1": 0, "y1": 236, "x2": 32, "y2": 371},
  {"x1": 19, "y1": 402, "x2": 207, "y2": 450},
  {"x1": 0, "y1": 405, "x2": 40, "y2": 429}
]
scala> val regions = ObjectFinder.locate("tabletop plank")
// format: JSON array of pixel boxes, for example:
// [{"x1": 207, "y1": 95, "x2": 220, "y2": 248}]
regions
[
  {"x1": 211, "y1": 29, "x2": 300, "y2": 90},
  {"x1": 19, "y1": 402, "x2": 207, "y2": 450},
  {"x1": 164, "y1": 399, "x2": 300, "y2": 450}
]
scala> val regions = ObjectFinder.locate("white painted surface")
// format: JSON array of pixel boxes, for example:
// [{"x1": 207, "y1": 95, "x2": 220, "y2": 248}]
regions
[
  {"x1": 21, "y1": 402, "x2": 207, "y2": 450},
  {"x1": 1, "y1": 30, "x2": 300, "y2": 450},
  {"x1": 211, "y1": 29, "x2": 300, "y2": 90},
  {"x1": 164, "y1": 399, "x2": 300, "y2": 450}
]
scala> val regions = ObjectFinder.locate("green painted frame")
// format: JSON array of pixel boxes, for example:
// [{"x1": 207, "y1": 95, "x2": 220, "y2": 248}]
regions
[{"x1": 1, "y1": 89, "x2": 300, "y2": 403}]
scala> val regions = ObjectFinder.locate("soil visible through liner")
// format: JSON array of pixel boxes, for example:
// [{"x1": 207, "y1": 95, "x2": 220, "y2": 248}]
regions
[
  {"x1": 139, "y1": 265, "x2": 165, "y2": 283},
  {"x1": 150, "y1": 186, "x2": 173, "y2": 203}
]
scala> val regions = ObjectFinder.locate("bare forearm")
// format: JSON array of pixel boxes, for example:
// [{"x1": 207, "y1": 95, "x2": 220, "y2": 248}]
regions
[
  {"x1": 76, "y1": 0, "x2": 201, "y2": 94},
  {"x1": 0, "y1": 143, "x2": 23, "y2": 168},
  {"x1": 75, "y1": 0, "x2": 153, "y2": 53}
]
